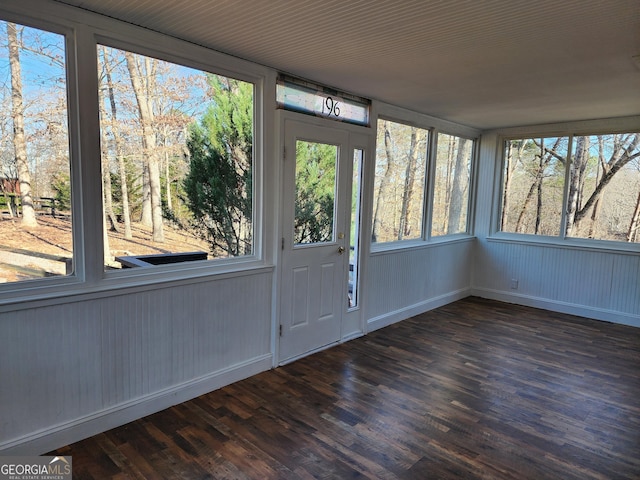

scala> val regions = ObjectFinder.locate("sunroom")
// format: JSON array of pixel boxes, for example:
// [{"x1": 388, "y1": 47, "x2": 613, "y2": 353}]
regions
[{"x1": 0, "y1": 0, "x2": 638, "y2": 460}]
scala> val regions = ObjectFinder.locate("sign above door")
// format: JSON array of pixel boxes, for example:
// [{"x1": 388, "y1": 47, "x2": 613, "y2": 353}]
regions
[{"x1": 276, "y1": 75, "x2": 370, "y2": 127}]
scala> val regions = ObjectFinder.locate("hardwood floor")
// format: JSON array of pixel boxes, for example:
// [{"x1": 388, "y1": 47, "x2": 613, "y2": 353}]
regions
[{"x1": 51, "y1": 297, "x2": 640, "y2": 479}]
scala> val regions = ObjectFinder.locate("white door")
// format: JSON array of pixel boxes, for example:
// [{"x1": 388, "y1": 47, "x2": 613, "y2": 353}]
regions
[{"x1": 278, "y1": 118, "x2": 351, "y2": 363}]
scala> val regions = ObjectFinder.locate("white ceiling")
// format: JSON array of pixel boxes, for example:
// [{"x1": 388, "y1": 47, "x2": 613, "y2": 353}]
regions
[{"x1": 55, "y1": 0, "x2": 640, "y2": 130}]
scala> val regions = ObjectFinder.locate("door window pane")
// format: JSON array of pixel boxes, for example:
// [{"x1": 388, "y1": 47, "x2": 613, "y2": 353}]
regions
[
  {"x1": 0, "y1": 20, "x2": 72, "y2": 283},
  {"x1": 294, "y1": 140, "x2": 337, "y2": 245}
]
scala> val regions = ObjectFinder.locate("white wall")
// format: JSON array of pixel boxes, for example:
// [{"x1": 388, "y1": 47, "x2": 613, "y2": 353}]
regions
[
  {"x1": 472, "y1": 120, "x2": 640, "y2": 327},
  {"x1": 365, "y1": 240, "x2": 474, "y2": 331},
  {"x1": 0, "y1": 270, "x2": 274, "y2": 454}
]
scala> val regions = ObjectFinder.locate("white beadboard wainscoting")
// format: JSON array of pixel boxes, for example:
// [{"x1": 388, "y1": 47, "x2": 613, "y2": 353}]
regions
[
  {"x1": 365, "y1": 239, "x2": 474, "y2": 332},
  {"x1": 472, "y1": 239, "x2": 640, "y2": 327},
  {"x1": 0, "y1": 269, "x2": 273, "y2": 454},
  {"x1": 472, "y1": 122, "x2": 640, "y2": 329}
]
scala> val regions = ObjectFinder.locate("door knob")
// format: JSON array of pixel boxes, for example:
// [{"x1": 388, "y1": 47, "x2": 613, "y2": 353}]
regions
[{"x1": 338, "y1": 246, "x2": 345, "y2": 255}]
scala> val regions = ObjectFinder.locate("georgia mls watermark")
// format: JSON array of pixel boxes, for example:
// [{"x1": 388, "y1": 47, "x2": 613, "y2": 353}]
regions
[{"x1": 0, "y1": 456, "x2": 72, "y2": 480}]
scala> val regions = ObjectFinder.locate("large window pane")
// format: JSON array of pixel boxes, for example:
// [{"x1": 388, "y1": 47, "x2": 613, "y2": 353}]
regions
[
  {"x1": 98, "y1": 46, "x2": 253, "y2": 270},
  {"x1": 371, "y1": 119, "x2": 428, "y2": 243},
  {"x1": 500, "y1": 137, "x2": 568, "y2": 236},
  {"x1": 431, "y1": 133, "x2": 473, "y2": 237},
  {"x1": 0, "y1": 20, "x2": 72, "y2": 283},
  {"x1": 566, "y1": 133, "x2": 640, "y2": 242}
]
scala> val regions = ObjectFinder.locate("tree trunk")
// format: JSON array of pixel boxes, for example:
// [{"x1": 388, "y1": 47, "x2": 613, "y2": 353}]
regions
[
  {"x1": 565, "y1": 136, "x2": 589, "y2": 236},
  {"x1": 501, "y1": 140, "x2": 527, "y2": 231},
  {"x1": 535, "y1": 166, "x2": 543, "y2": 234},
  {"x1": 627, "y1": 190, "x2": 640, "y2": 243},
  {"x1": 515, "y1": 139, "x2": 558, "y2": 234},
  {"x1": 140, "y1": 163, "x2": 152, "y2": 225},
  {"x1": 125, "y1": 51, "x2": 164, "y2": 242},
  {"x1": 98, "y1": 84, "x2": 120, "y2": 233},
  {"x1": 372, "y1": 121, "x2": 394, "y2": 242},
  {"x1": 398, "y1": 128, "x2": 418, "y2": 239},
  {"x1": 587, "y1": 141, "x2": 604, "y2": 239},
  {"x1": 164, "y1": 139, "x2": 172, "y2": 211},
  {"x1": 103, "y1": 47, "x2": 132, "y2": 239},
  {"x1": 574, "y1": 133, "x2": 640, "y2": 225},
  {"x1": 7, "y1": 22, "x2": 38, "y2": 227},
  {"x1": 447, "y1": 138, "x2": 471, "y2": 234},
  {"x1": 440, "y1": 136, "x2": 455, "y2": 232}
]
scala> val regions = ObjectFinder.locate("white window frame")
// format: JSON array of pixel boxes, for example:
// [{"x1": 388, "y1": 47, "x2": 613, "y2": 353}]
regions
[
  {"x1": 370, "y1": 104, "x2": 479, "y2": 253},
  {"x1": 428, "y1": 130, "x2": 477, "y2": 240},
  {"x1": 491, "y1": 119, "x2": 640, "y2": 255}
]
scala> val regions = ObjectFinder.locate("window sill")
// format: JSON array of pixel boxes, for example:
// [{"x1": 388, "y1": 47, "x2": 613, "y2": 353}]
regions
[
  {"x1": 0, "y1": 259, "x2": 274, "y2": 313},
  {"x1": 371, "y1": 234, "x2": 475, "y2": 255},
  {"x1": 486, "y1": 233, "x2": 640, "y2": 256}
]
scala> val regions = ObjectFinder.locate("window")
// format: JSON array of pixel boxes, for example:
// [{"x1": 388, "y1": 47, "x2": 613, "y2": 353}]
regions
[
  {"x1": 499, "y1": 132, "x2": 640, "y2": 243},
  {"x1": 431, "y1": 133, "x2": 473, "y2": 237},
  {"x1": 566, "y1": 134, "x2": 640, "y2": 242},
  {"x1": 501, "y1": 137, "x2": 568, "y2": 236},
  {"x1": 349, "y1": 148, "x2": 364, "y2": 309},
  {"x1": 371, "y1": 119, "x2": 476, "y2": 246},
  {"x1": 371, "y1": 119, "x2": 428, "y2": 243},
  {"x1": 97, "y1": 45, "x2": 254, "y2": 270},
  {"x1": 0, "y1": 20, "x2": 72, "y2": 284}
]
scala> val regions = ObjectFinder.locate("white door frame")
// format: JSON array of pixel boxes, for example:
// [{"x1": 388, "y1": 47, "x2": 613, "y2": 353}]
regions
[{"x1": 275, "y1": 110, "x2": 372, "y2": 365}]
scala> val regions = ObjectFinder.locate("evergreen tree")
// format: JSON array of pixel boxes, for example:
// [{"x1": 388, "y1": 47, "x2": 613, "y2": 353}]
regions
[
  {"x1": 183, "y1": 76, "x2": 252, "y2": 257},
  {"x1": 294, "y1": 141, "x2": 336, "y2": 243}
]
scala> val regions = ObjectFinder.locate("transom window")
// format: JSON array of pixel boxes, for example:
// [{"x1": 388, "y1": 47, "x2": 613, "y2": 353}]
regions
[{"x1": 276, "y1": 76, "x2": 370, "y2": 126}]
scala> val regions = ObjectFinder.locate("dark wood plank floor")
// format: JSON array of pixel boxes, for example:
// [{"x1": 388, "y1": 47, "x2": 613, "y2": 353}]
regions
[{"x1": 51, "y1": 297, "x2": 640, "y2": 479}]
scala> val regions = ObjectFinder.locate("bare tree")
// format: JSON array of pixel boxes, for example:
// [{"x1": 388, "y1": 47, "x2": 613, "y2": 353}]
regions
[
  {"x1": 372, "y1": 121, "x2": 394, "y2": 242},
  {"x1": 513, "y1": 138, "x2": 563, "y2": 234},
  {"x1": 124, "y1": 52, "x2": 164, "y2": 242},
  {"x1": 398, "y1": 127, "x2": 419, "y2": 239},
  {"x1": 100, "y1": 47, "x2": 132, "y2": 239},
  {"x1": 567, "y1": 133, "x2": 640, "y2": 237},
  {"x1": 447, "y1": 137, "x2": 472, "y2": 233},
  {"x1": 6, "y1": 22, "x2": 37, "y2": 227},
  {"x1": 98, "y1": 86, "x2": 119, "y2": 234},
  {"x1": 501, "y1": 140, "x2": 528, "y2": 230},
  {"x1": 628, "y1": 190, "x2": 640, "y2": 243}
]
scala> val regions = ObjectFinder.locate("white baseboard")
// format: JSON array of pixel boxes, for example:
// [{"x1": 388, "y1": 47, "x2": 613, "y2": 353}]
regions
[
  {"x1": 1, "y1": 354, "x2": 273, "y2": 455},
  {"x1": 471, "y1": 288, "x2": 640, "y2": 328},
  {"x1": 367, "y1": 288, "x2": 471, "y2": 332}
]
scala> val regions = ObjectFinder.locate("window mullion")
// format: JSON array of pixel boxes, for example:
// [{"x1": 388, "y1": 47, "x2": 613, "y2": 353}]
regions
[
  {"x1": 75, "y1": 25, "x2": 103, "y2": 285},
  {"x1": 424, "y1": 128, "x2": 437, "y2": 241}
]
